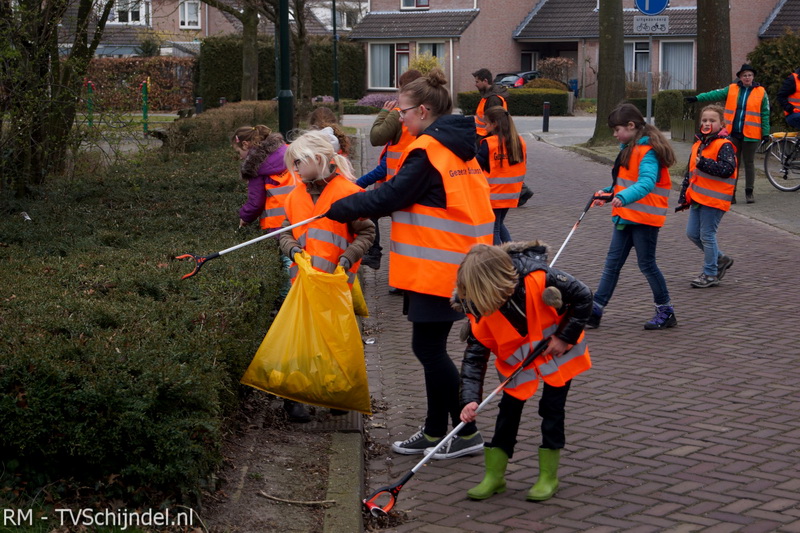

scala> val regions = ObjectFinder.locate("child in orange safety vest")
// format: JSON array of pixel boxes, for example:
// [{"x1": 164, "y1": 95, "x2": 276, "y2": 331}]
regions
[
  {"x1": 452, "y1": 242, "x2": 592, "y2": 502},
  {"x1": 587, "y1": 103, "x2": 678, "y2": 331},
  {"x1": 476, "y1": 106, "x2": 527, "y2": 244},
  {"x1": 675, "y1": 104, "x2": 737, "y2": 288},
  {"x1": 278, "y1": 129, "x2": 375, "y2": 289}
]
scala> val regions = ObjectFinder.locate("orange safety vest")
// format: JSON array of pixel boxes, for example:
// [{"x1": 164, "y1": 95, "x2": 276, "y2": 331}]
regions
[
  {"x1": 389, "y1": 136, "x2": 495, "y2": 297},
  {"x1": 475, "y1": 95, "x2": 508, "y2": 137},
  {"x1": 724, "y1": 84, "x2": 766, "y2": 140},
  {"x1": 284, "y1": 174, "x2": 363, "y2": 286},
  {"x1": 380, "y1": 116, "x2": 416, "y2": 181},
  {"x1": 611, "y1": 145, "x2": 671, "y2": 227},
  {"x1": 785, "y1": 73, "x2": 800, "y2": 116},
  {"x1": 469, "y1": 270, "x2": 591, "y2": 400},
  {"x1": 483, "y1": 135, "x2": 527, "y2": 209},
  {"x1": 259, "y1": 169, "x2": 296, "y2": 230},
  {"x1": 685, "y1": 138, "x2": 738, "y2": 212}
]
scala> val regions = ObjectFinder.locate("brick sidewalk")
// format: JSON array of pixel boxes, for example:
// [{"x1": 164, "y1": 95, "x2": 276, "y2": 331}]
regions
[{"x1": 358, "y1": 133, "x2": 800, "y2": 532}]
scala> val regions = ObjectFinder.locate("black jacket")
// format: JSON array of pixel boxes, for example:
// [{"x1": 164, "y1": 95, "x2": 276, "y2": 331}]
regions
[
  {"x1": 458, "y1": 243, "x2": 593, "y2": 406},
  {"x1": 777, "y1": 68, "x2": 800, "y2": 114},
  {"x1": 326, "y1": 114, "x2": 478, "y2": 222}
]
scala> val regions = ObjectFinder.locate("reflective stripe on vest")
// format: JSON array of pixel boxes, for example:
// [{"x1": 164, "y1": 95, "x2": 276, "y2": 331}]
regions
[
  {"x1": 469, "y1": 270, "x2": 591, "y2": 400},
  {"x1": 389, "y1": 136, "x2": 494, "y2": 297},
  {"x1": 786, "y1": 73, "x2": 800, "y2": 116},
  {"x1": 483, "y1": 135, "x2": 527, "y2": 208},
  {"x1": 724, "y1": 84, "x2": 766, "y2": 140},
  {"x1": 260, "y1": 169, "x2": 296, "y2": 230},
  {"x1": 475, "y1": 95, "x2": 508, "y2": 137},
  {"x1": 611, "y1": 145, "x2": 671, "y2": 227},
  {"x1": 284, "y1": 173, "x2": 363, "y2": 287},
  {"x1": 685, "y1": 137, "x2": 737, "y2": 211},
  {"x1": 384, "y1": 119, "x2": 416, "y2": 180}
]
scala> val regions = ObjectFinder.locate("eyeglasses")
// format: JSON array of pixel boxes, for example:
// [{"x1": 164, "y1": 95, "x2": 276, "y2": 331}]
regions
[{"x1": 397, "y1": 105, "x2": 419, "y2": 119}]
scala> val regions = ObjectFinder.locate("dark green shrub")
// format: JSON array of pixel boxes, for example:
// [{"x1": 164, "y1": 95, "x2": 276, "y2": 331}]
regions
[
  {"x1": 0, "y1": 146, "x2": 285, "y2": 505},
  {"x1": 458, "y1": 90, "x2": 569, "y2": 116},
  {"x1": 343, "y1": 104, "x2": 381, "y2": 114},
  {"x1": 654, "y1": 90, "x2": 684, "y2": 130},
  {"x1": 163, "y1": 101, "x2": 279, "y2": 153}
]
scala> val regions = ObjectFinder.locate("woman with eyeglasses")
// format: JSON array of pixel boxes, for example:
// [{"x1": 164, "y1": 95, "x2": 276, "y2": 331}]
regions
[{"x1": 326, "y1": 68, "x2": 495, "y2": 460}]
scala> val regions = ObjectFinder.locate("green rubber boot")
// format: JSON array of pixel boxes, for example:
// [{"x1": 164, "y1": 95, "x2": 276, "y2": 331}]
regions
[
  {"x1": 526, "y1": 448, "x2": 560, "y2": 501},
  {"x1": 467, "y1": 447, "x2": 508, "y2": 500}
]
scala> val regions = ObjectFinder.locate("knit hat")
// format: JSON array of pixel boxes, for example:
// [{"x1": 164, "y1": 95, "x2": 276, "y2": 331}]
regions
[{"x1": 736, "y1": 64, "x2": 756, "y2": 78}]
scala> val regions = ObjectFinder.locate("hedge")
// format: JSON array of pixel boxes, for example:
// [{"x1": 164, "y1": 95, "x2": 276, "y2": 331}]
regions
[
  {"x1": 0, "y1": 142, "x2": 286, "y2": 505},
  {"x1": 199, "y1": 35, "x2": 366, "y2": 109},
  {"x1": 457, "y1": 89, "x2": 570, "y2": 116},
  {"x1": 84, "y1": 57, "x2": 196, "y2": 112}
]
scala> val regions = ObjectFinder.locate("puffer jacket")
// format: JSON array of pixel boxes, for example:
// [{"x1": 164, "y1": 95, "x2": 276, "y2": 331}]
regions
[{"x1": 457, "y1": 241, "x2": 593, "y2": 407}]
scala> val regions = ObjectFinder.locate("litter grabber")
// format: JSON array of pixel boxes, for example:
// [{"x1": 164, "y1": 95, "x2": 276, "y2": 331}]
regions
[
  {"x1": 549, "y1": 192, "x2": 613, "y2": 267},
  {"x1": 175, "y1": 214, "x2": 323, "y2": 279},
  {"x1": 362, "y1": 338, "x2": 549, "y2": 517}
]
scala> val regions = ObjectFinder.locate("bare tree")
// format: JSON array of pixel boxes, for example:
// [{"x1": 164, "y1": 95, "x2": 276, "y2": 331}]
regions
[
  {"x1": 1, "y1": 0, "x2": 114, "y2": 197},
  {"x1": 590, "y1": 0, "x2": 626, "y2": 145},
  {"x1": 199, "y1": 0, "x2": 260, "y2": 100},
  {"x1": 696, "y1": 0, "x2": 731, "y2": 93}
]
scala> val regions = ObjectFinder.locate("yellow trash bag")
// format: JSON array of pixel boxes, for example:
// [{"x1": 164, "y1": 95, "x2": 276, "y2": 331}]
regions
[
  {"x1": 351, "y1": 275, "x2": 369, "y2": 317},
  {"x1": 241, "y1": 252, "x2": 372, "y2": 414}
]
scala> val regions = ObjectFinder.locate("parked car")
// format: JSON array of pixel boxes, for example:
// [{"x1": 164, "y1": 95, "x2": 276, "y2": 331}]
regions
[{"x1": 494, "y1": 70, "x2": 540, "y2": 88}]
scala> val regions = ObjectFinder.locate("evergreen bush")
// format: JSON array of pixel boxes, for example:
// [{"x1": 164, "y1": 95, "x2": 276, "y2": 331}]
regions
[
  {"x1": 457, "y1": 89, "x2": 569, "y2": 116},
  {"x1": 654, "y1": 90, "x2": 684, "y2": 130},
  {"x1": 0, "y1": 145, "x2": 286, "y2": 505}
]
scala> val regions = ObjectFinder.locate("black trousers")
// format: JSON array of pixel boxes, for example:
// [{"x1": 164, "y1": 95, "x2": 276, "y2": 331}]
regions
[
  {"x1": 489, "y1": 380, "x2": 572, "y2": 459},
  {"x1": 411, "y1": 321, "x2": 478, "y2": 438}
]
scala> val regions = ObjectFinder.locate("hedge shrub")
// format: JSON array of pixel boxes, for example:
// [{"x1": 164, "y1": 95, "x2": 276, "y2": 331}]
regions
[
  {"x1": 0, "y1": 145, "x2": 285, "y2": 505},
  {"x1": 84, "y1": 57, "x2": 196, "y2": 112},
  {"x1": 654, "y1": 90, "x2": 684, "y2": 130},
  {"x1": 457, "y1": 89, "x2": 569, "y2": 116},
  {"x1": 162, "y1": 101, "x2": 279, "y2": 153}
]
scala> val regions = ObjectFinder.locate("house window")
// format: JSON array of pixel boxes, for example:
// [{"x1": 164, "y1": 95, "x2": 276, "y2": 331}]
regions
[
  {"x1": 180, "y1": 0, "x2": 201, "y2": 29},
  {"x1": 110, "y1": 0, "x2": 150, "y2": 25},
  {"x1": 521, "y1": 51, "x2": 539, "y2": 71},
  {"x1": 624, "y1": 41, "x2": 650, "y2": 85},
  {"x1": 661, "y1": 42, "x2": 694, "y2": 90},
  {"x1": 418, "y1": 42, "x2": 444, "y2": 60},
  {"x1": 401, "y1": 0, "x2": 429, "y2": 9},
  {"x1": 369, "y1": 43, "x2": 411, "y2": 89},
  {"x1": 335, "y1": 9, "x2": 357, "y2": 30}
]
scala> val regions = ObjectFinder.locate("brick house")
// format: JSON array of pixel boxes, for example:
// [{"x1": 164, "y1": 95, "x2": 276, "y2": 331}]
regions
[{"x1": 349, "y1": 0, "x2": 800, "y2": 99}]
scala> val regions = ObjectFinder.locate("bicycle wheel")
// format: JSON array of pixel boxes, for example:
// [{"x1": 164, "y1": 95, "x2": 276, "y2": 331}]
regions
[{"x1": 764, "y1": 140, "x2": 800, "y2": 192}]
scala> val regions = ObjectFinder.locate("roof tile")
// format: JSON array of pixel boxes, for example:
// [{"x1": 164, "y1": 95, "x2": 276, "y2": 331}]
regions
[{"x1": 349, "y1": 9, "x2": 479, "y2": 39}]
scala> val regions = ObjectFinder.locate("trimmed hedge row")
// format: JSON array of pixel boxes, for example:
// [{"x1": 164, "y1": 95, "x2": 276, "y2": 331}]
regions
[
  {"x1": 0, "y1": 135, "x2": 285, "y2": 504},
  {"x1": 457, "y1": 89, "x2": 570, "y2": 116}
]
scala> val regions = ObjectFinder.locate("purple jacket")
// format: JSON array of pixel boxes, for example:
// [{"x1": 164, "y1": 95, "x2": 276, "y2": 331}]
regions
[{"x1": 239, "y1": 135, "x2": 288, "y2": 226}]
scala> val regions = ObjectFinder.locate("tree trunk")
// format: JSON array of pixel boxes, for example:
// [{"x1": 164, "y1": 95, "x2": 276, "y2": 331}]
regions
[
  {"x1": 696, "y1": 0, "x2": 732, "y2": 93},
  {"x1": 241, "y1": 6, "x2": 260, "y2": 101},
  {"x1": 590, "y1": 0, "x2": 626, "y2": 146}
]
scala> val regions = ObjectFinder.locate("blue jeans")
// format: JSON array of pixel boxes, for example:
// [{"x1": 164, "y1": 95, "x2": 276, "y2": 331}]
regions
[
  {"x1": 686, "y1": 203, "x2": 725, "y2": 276},
  {"x1": 787, "y1": 112, "x2": 800, "y2": 129},
  {"x1": 594, "y1": 224, "x2": 670, "y2": 307},
  {"x1": 492, "y1": 208, "x2": 512, "y2": 245}
]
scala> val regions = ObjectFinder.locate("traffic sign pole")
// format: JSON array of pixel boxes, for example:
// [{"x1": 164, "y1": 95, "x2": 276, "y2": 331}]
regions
[{"x1": 634, "y1": 0, "x2": 669, "y2": 124}]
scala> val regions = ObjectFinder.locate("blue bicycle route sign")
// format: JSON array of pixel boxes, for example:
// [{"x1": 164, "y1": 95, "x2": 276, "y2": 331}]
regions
[{"x1": 634, "y1": 0, "x2": 669, "y2": 16}]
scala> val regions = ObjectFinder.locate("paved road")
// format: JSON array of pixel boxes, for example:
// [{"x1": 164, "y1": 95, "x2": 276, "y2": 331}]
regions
[{"x1": 346, "y1": 114, "x2": 800, "y2": 532}]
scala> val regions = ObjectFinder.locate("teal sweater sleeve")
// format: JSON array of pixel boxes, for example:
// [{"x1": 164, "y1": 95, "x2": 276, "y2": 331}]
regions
[{"x1": 696, "y1": 86, "x2": 730, "y2": 103}]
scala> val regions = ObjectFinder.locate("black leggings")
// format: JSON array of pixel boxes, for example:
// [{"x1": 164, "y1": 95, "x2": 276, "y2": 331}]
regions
[
  {"x1": 411, "y1": 321, "x2": 478, "y2": 438},
  {"x1": 489, "y1": 380, "x2": 572, "y2": 459}
]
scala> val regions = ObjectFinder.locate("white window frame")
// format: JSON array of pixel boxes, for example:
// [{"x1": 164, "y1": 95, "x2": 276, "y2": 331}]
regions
[
  {"x1": 624, "y1": 40, "x2": 650, "y2": 85},
  {"x1": 659, "y1": 40, "x2": 695, "y2": 90},
  {"x1": 401, "y1": 0, "x2": 429, "y2": 10},
  {"x1": 335, "y1": 9, "x2": 356, "y2": 30},
  {"x1": 179, "y1": 0, "x2": 201, "y2": 29},
  {"x1": 108, "y1": 0, "x2": 151, "y2": 25},
  {"x1": 417, "y1": 41, "x2": 445, "y2": 61},
  {"x1": 368, "y1": 42, "x2": 410, "y2": 90}
]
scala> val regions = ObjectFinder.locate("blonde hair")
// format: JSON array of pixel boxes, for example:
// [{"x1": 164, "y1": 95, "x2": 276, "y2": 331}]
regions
[
  {"x1": 607, "y1": 103, "x2": 676, "y2": 168},
  {"x1": 284, "y1": 129, "x2": 356, "y2": 183},
  {"x1": 456, "y1": 244, "x2": 518, "y2": 316}
]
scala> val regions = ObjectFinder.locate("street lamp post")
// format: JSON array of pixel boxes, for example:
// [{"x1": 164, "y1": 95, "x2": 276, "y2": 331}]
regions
[
  {"x1": 332, "y1": 0, "x2": 340, "y2": 102},
  {"x1": 278, "y1": 0, "x2": 294, "y2": 136}
]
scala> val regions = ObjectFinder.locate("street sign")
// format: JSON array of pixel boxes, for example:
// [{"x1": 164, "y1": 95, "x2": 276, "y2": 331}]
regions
[
  {"x1": 633, "y1": 15, "x2": 669, "y2": 34},
  {"x1": 634, "y1": 0, "x2": 669, "y2": 16}
]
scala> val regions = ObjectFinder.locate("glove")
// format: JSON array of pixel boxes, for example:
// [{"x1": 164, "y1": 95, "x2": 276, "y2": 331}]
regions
[
  {"x1": 325, "y1": 200, "x2": 349, "y2": 223},
  {"x1": 762, "y1": 135, "x2": 771, "y2": 143},
  {"x1": 290, "y1": 247, "x2": 302, "y2": 259},
  {"x1": 684, "y1": 96, "x2": 698, "y2": 103},
  {"x1": 338, "y1": 257, "x2": 351, "y2": 270}
]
